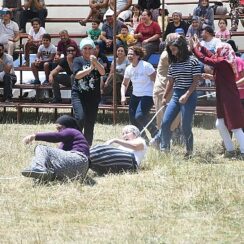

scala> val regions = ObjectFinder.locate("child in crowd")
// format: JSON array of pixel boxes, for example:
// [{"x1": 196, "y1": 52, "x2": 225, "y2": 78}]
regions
[
  {"x1": 86, "y1": 19, "x2": 101, "y2": 41},
  {"x1": 31, "y1": 33, "x2": 56, "y2": 84},
  {"x1": 116, "y1": 25, "x2": 136, "y2": 47},
  {"x1": 23, "y1": 17, "x2": 46, "y2": 66},
  {"x1": 186, "y1": 16, "x2": 202, "y2": 39},
  {"x1": 129, "y1": 4, "x2": 141, "y2": 34},
  {"x1": 158, "y1": 4, "x2": 169, "y2": 32},
  {"x1": 215, "y1": 18, "x2": 231, "y2": 42}
]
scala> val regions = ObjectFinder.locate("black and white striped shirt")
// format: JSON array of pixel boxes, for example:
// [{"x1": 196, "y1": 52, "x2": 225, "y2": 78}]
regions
[{"x1": 167, "y1": 56, "x2": 201, "y2": 90}]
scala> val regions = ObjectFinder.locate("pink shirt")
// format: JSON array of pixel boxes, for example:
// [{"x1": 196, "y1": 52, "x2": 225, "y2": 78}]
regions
[
  {"x1": 215, "y1": 29, "x2": 230, "y2": 40},
  {"x1": 236, "y1": 57, "x2": 244, "y2": 99}
]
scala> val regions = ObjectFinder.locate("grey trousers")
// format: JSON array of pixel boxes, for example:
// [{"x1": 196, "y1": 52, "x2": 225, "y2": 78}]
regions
[{"x1": 30, "y1": 145, "x2": 89, "y2": 181}]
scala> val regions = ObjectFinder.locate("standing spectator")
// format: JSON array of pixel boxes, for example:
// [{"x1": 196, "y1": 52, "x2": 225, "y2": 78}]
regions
[
  {"x1": 23, "y1": 17, "x2": 46, "y2": 66},
  {"x1": 21, "y1": 115, "x2": 90, "y2": 183},
  {"x1": 86, "y1": 19, "x2": 102, "y2": 41},
  {"x1": 20, "y1": 0, "x2": 48, "y2": 33},
  {"x1": 153, "y1": 36, "x2": 202, "y2": 157},
  {"x1": 121, "y1": 46, "x2": 158, "y2": 142},
  {"x1": 134, "y1": 10, "x2": 161, "y2": 61},
  {"x1": 229, "y1": 0, "x2": 244, "y2": 31},
  {"x1": 30, "y1": 33, "x2": 56, "y2": 84},
  {"x1": 72, "y1": 38, "x2": 105, "y2": 145},
  {"x1": 193, "y1": 0, "x2": 214, "y2": 30},
  {"x1": 89, "y1": 125, "x2": 147, "y2": 175},
  {"x1": 200, "y1": 26, "x2": 221, "y2": 53},
  {"x1": 48, "y1": 44, "x2": 80, "y2": 103},
  {"x1": 105, "y1": 0, "x2": 132, "y2": 22},
  {"x1": 79, "y1": 0, "x2": 108, "y2": 26},
  {"x1": 138, "y1": 0, "x2": 160, "y2": 21},
  {"x1": 215, "y1": 18, "x2": 231, "y2": 42},
  {"x1": 0, "y1": 10, "x2": 19, "y2": 56},
  {"x1": 0, "y1": 43, "x2": 17, "y2": 102},
  {"x1": 163, "y1": 11, "x2": 189, "y2": 41},
  {"x1": 98, "y1": 9, "x2": 123, "y2": 54},
  {"x1": 2, "y1": 0, "x2": 22, "y2": 26},
  {"x1": 192, "y1": 39, "x2": 244, "y2": 157}
]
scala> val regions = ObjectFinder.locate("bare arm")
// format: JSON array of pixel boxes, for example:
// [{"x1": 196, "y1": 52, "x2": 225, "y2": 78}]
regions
[
  {"x1": 106, "y1": 137, "x2": 145, "y2": 151},
  {"x1": 49, "y1": 65, "x2": 63, "y2": 83},
  {"x1": 121, "y1": 77, "x2": 130, "y2": 105},
  {"x1": 236, "y1": 76, "x2": 244, "y2": 87},
  {"x1": 149, "y1": 71, "x2": 156, "y2": 82}
]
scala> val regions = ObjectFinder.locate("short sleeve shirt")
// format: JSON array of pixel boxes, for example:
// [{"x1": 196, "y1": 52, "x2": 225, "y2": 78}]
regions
[
  {"x1": 37, "y1": 43, "x2": 56, "y2": 61},
  {"x1": 0, "y1": 53, "x2": 14, "y2": 74},
  {"x1": 101, "y1": 20, "x2": 123, "y2": 39},
  {"x1": 0, "y1": 20, "x2": 19, "y2": 44},
  {"x1": 57, "y1": 39, "x2": 79, "y2": 56},
  {"x1": 59, "y1": 58, "x2": 73, "y2": 75},
  {"x1": 28, "y1": 26, "x2": 46, "y2": 41},
  {"x1": 87, "y1": 28, "x2": 101, "y2": 41}
]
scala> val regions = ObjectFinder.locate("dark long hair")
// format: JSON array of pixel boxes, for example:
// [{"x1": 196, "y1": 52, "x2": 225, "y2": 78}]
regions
[{"x1": 166, "y1": 36, "x2": 191, "y2": 63}]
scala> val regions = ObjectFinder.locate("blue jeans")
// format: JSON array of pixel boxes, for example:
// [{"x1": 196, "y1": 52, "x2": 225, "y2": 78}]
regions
[
  {"x1": 71, "y1": 90, "x2": 100, "y2": 146},
  {"x1": 160, "y1": 89, "x2": 197, "y2": 152},
  {"x1": 129, "y1": 95, "x2": 158, "y2": 139}
]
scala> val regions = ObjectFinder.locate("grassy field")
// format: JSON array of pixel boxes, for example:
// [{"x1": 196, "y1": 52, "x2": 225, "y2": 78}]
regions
[{"x1": 0, "y1": 114, "x2": 243, "y2": 243}]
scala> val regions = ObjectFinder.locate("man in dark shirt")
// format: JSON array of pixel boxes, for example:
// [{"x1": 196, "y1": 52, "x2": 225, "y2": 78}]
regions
[{"x1": 48, "y1": 44, "x2": 80, "y2": 103}]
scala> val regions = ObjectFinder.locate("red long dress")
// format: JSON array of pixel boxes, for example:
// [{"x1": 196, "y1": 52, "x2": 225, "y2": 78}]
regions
[{"x1": 193, "y1": 46, "x2": 244, "y2": 130}]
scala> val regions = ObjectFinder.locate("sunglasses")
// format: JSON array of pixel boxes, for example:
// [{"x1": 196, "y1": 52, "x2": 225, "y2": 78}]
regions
[{"x1": 66, "y1": 49, "x2": 75, "y2": 52}]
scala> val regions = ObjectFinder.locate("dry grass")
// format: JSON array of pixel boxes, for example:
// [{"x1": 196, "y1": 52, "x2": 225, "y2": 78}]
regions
[{"x1": 0, "y1": 118, "x2": 243, "y2": 243}]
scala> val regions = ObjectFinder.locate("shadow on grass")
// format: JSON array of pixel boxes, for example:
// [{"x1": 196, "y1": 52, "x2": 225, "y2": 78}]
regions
[{"x1": 194, "y1": 114, "x2": 216, "y2": 130}]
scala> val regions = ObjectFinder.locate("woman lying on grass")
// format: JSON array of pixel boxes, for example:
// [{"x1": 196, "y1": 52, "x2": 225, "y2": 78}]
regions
[
  {"x1": 21, "y1": 115, "x2": 90, "y2": 183},
  {"x1": 89, "y1": 125, "x2": 147, "y2": 175}
]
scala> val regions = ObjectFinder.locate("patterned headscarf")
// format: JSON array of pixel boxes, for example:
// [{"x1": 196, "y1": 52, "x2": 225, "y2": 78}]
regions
[
  {"x1": 122, "y1": 125, "x2": 140, "y2": 138},
  {"x1": 216, "y1": 42, "x2": 237, "y2": 75}
]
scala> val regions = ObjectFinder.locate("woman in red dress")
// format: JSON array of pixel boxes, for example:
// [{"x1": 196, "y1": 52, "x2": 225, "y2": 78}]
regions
[{"x1": 191, "y1": 39, "x2": 244, "y2": 157}]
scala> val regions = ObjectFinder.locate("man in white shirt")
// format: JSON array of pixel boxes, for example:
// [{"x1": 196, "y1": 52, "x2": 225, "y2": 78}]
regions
[{"x1": 0, "y1": 10, "x2": 20, "y2": 56}]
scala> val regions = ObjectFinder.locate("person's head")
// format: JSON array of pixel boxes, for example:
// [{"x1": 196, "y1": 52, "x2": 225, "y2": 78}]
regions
[
  {"x1": 191, "y1": 16, "x2": 201, "y2": 29},
  {"x1": 66, "y1": 44, "x2": 79, "y2": 58},
  {"x1": 159, "y1": 4, "x2": 169, "y2": 16},
  {"x1": 172, "y1": 11, "x2": 182, "y2": 24},
  {"x1": 91, "y1": 19, "x2": 100, "y2": 30},
  {"x1": 122, "y1": 125, "x2": 140, "y2": 140},
  {"x1": 2, "y1": 10, "x2": 12, "y2": 21},
  {"x1": 105, "y1": 9, "x2": 114, "y2": 25},
  {"x1": 127, "y1": 46, "x2": 145, "y2": 63},
  {"x1": 201, "y1": 26, "x2": 214, "y2": 41},
  {"x1": 116, "y1": 45, "x2": 127, "y2": 58},
  {"x1": 218, "y1": 18, "x2": 228, "y2": 31},
  {"x1": 199, "y1": 0, "x2": 209, "y2": 7},
  {"x1": 141, "y1": 10, "x2": 153, "y2": 23},
  {"x1": 165, "y1": 33, "x2": 180, "y2": 46},
  {"x1": 79, "y1": 38, "x2": 95, "y2": 58},
  {"x1": 120, "y1": 25, "x2": 129, "y2": 36},
  {"x1": 215, "y1": 42, "x2": 237, "y2": 74},
  {"x1": 59, "y1": 30, "x2": 69, "y2": 43},
  {"x1": 0, "y1": 43, "x2": 4, "y2": 57},
  {"x1": 42, "y1": 33, "x2": 51, "y2": 47},
  {"x1": 132, "y1": 4, "x2": 141, "y2": 16},
  {"x1": 31, "y1": 17, "x2": 41, "y2": 31},
  {"x1": 226, "y1": 39, "x2": 238, "y2": 53},
  {"x1": 175, "y1": 28, "x2": 185, "y2": 36},
  {"x1": 93, "y1": 41, "x2": 100, "y2": 57},
  {"x1": 167, "y1": 35, "x2": 190, "y2": 63},
  {"x1": 55, "y1": 115, "x2": 80, "y2": 131}
]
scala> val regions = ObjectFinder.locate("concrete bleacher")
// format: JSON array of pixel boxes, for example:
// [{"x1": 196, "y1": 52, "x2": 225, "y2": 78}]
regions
[{"x1": 0, "y1": 0, "x2": 243, "y2": 122}]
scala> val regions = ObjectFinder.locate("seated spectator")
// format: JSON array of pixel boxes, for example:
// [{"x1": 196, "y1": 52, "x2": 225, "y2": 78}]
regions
[
  {"x1": 2, "y1": 0, "x2": 22, "y2": 26},
  {"x1": 30, "y1": 33, "x2": 56, "y2": 84},
  {"x1": 116, "y1": 25, "x2": 136, "y2": 47},
  {"x1": 79, "y1": 0, "x2": 108, "y2": 26},
  {"x1": 48, "y1": 44, "x2": 80, "y2": 103},
  {"x1": 158, "y1": 4, "x2": 169, "y2": 32},
  {"x1": 227, "y1": 39, "x2": 242, "y2": 57},
  {"x1": 23, "y1": 17, "x2": 46, "y2": 66},
  {"x1": 21, "y1": 115, "x2": 90, "y2": 183},
  {"x1": 200, "y1": 26, "x2": 221, "y2": 53},
  {"x1": 215, "y1": 18, "x2": 231, "y2": 42},
  {"x1": 134, "y1": 10, "x2": 161, "y2": 60},
  {"x1": 86, "y1": 19, "x2": 102, "y2": 41},
  {"x1": 102, "y1": 45, "x2": 129, "y2": 103},
  {"x1": 98, "y1": 9, "x2": 123, "y2": 54},
  {"x1": 129, "y1": 4, "x2": 142, "y2": 34},
  {"x1": 94, "y1": 41, "x2": 110, "y2": 73},
  {"x1": 0, "y1": 43, "x2": 17, "y2": 102},
  {"x1": 0, "y1": 10, "x2": 19, "y2": 56},
  {"x1": 105, "y1": 0, "x2": 132, "y2": 22},
  {"x1": 53, "y1": 30, "x2": 80, "y2": 65},
  {"x1": 138, "y1": 0, "x2": 161, "y2": 21},
  {"x1": 186, "y1": 16, "x2": 202, "y2": 40},
  {"x1": 89, "y1": 125, "x2": 147, "y2": 175},
  {"x1": 163, "y1": 11, "x2": 188, "y2": 41},
  {"x1": 20, "y1": 0, "x2": 47, "y2": 33},
  {"x1": 193, "y1": 0, "x2": 214, "y2": 30}
]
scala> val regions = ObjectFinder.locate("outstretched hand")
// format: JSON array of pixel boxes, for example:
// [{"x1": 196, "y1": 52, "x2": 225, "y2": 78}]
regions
[{"x1": 23, "y1": 134, "x2": 35, "y2": 144}]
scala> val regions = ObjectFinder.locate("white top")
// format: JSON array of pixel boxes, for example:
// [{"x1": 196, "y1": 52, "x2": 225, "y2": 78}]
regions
[
  {"x1": 124, "y1": 60, "x2": 155, "y2": 97},
  {"x1": 28, "y1": 26, "x2": 46, "y2": 41},
  {"x1": 37, "y1": 44, "x2": 56, "y2": 61},
  {"x1": 0, "y1": 20, "x2": 19, "y2": 44},
  {"x1": 200, "y1": 37, "x2": 221, "y2": 52},
  {"x1": 118, "y1": 140, "x2": 147, "y2": 166}
]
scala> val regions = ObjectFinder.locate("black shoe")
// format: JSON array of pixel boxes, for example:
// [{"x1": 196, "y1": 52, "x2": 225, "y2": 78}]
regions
[{"x1": 21, "y1": 167, "x2": 54, "y2": 181}]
